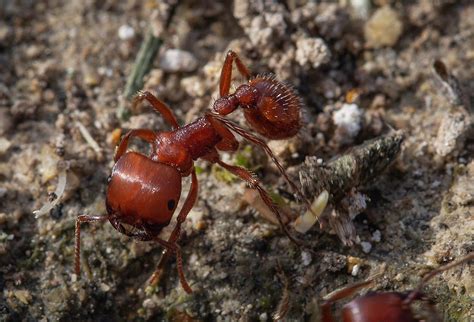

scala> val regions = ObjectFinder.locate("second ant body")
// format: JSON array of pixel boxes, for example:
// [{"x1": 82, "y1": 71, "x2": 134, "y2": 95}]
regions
[
  {"x1": 75, "y1": 50, "x2": 310, "y2": 293},
  {"x1": 320, "y1": 253, "x2": 473, "y2": 322}
]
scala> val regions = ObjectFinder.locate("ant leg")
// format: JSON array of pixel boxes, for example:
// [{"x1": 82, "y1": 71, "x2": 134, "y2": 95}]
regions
[
  {"x1": 149, "y1": 168, "x2": 199, "y2": 288},
  {"x1": 208, "y1": 115, "x2": 239, "y2": 152},
  {"x1": 219, "y1": 50, "x2": 252, "y2": 97},
  {"x1": 114, "y1": 129, "x2": 157, "y2": 162},
  {"x1": 272, "y1": 261, "x2": 290, "y2": 321},
  {"x1": 320, "y1": 278, "x2": 376, "y2": 322},
  {"x1": 133, "y1": 91, "x2": 180, "y2": 130},
  {"x1": 212, "y1": 156, "x2": 303, "y2": 247},
  {"x1": 75, "y1": 214, "x2": 109, "y2": 277},
  {"x1": 403, "y1": 252, "x2": 474, "y2": 306},
  {"x1": 153, "y1": 237, "x2": 193, "y2": 294},
  {"x1": 111, "y1": 223, "x2": 193, "y2": 294},
  {"x1": 209, "y1": 114, "x2": 314, "y2": 215}
]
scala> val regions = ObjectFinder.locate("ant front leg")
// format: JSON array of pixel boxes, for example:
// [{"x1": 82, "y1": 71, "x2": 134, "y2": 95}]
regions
[
  {"x1": 149, "y1": 168, "x2": 199, "y2": 290},
  {"x1": 75, "y1": 214, "x2": 109, "y2": 277},
  {"x1": 219, "y1": 50, "x2": 252, "y2": 97},
  {"x1": 153, "y1": 237, "x2": 193, "y2": 294},
  {"x1": 133, "y1": 91, "x2": 180, "y2": 130},
  {"x1": 125, "y1": 227, "x2": 193, "y2": 294},
  {"x1": 114, "y1": 129, "x2": 157, "y2": 162}
]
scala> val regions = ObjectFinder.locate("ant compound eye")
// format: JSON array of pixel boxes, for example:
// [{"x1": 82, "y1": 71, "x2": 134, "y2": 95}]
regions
[{"x1": 167, "y1": 199, "x2": 176, "y2": 211}]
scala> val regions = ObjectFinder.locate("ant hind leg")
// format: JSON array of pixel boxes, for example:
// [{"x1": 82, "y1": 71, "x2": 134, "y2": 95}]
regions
[{"x1": 211, "y1": 155, "x2": 303, "y2": 248}]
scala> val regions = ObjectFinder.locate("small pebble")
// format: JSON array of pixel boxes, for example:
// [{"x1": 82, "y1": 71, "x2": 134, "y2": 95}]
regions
[
  {"x1": 295, "y1": 37, "x2": 330, "y2": 68},
  {"x1": 351, "y1": 264, "x2": 361, "y2": 276},
  {"x1": 143, "y1": 298, "x2": 156, "y2": 309},
  {"x1": 83, "y1": 69, "x2": 100, "y2": 87},
  {"x1": 364, "y1": 6, "x2": 403, "y2": 48},
  {"x1": 301, "y1": 251, "x2": 312, "y2": 266},
  {"x1": 118, "y1": 24, "x2": 135, "y2": 40},
  {"x1": 0, "y1": 137, "x2": 12, "y2": 156},
  {"x1": 394, "y1": 273, "x2": 404, "y2": 282},
  {"x1": 431, "y1": 180, "x2": 441, "y2": 188},
  {"x1": 360, "y1": 241, "x2": 372, "y2": 253},
  {"x1": 333, "y1": 103, "x2": 364, "y2": 138},
  {"x1": 371, "y1": 230, "x2": 381, "y2": 242},
  {"x1": 100, "y1": 282, "x2": 111, "y2": 292},
  {"x1": 259, "y1": 312, "x2": 268, "y2": 322},
  {"x1": 350, "y1": 0, "x2": 371, "y2": 19},
  {"x1": 159, "y1": 49, "x2": 198, "y2": 73},
  {"x1": 181, "y1": 76, "x2": 206, "y2": 97}
]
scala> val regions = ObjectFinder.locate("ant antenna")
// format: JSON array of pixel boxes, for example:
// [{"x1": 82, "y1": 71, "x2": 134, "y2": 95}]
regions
[{"x1": 403, "y1": 252, "x2": 474, "y2": 306}]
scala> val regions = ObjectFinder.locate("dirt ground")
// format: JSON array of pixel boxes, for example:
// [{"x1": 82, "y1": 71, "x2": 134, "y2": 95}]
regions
[{"x1": 0, "y1": 1, "x2": 473, "y2": 321}]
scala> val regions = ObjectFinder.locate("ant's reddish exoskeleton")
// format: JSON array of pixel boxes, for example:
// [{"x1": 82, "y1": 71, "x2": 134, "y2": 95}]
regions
[
  {"x1": 320, "y1": 252, "x2": 473, "y2": 322},
  {"x1": 75, "y1": 50, "x2": 312, "y2": 293}
]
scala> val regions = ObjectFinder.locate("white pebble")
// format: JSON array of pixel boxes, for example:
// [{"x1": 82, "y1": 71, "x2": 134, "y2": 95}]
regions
[
  {"x1": 0, "y1": 137, "x2": 11, "y2": 156},
  {"x1": 118, "y1": 24, "x2": 135, "y2": 40},
  {"x1": 259, "y1": 312, "x2": 268, "y2": 321},
  {"x1": 360, "y1": 241, "x2": 372, "y2": 253},
  {"x1": 350, "y1": 0, "x2": 371, "y2": 19},
  {"x1": 351, "y1": 264, "x2": 361, "y2": 276},
  {"x1": 333, "y1": 103, "x2": 364, "y2": 138},
  {"x1": 159, "y1": 49, "x2": 198, "y2": 73},
  {"x1": 301, "y1": 251, "x2": 312, "y2": 266},
  {"x1": 371, "y1": 230, "x2": 381, "y2": 242},
  {"x1": 295, "y1": 37, "x2": 330, "y2": 68},
  {"x1": 143, "y1": 298, "x2": 155, "y2": 309}
]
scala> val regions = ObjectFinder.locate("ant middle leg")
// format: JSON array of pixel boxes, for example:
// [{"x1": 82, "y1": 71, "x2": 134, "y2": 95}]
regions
[
  {"x1": 113, "y1": 223, "x2": 194, "y2": 294},
  {"x1": 219, "y1": 50, "x2": 252, "y2": 97},
  {"x1": 133, "y1": 91, "x2": 180, "y2": 129}
]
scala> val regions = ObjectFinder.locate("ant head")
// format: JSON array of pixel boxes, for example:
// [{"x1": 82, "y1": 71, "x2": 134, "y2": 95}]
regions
[
  {"x1": 106, "y1": 152, "x2": 182, "y2": 227},
  {"x1": 244, "y1": 75, "x2": 302, "y2": 140}
]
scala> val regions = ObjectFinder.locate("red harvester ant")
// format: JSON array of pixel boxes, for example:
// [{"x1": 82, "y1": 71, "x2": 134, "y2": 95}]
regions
[
  {"x1": 75, "y1": 50, "x2": 312, "y2": 293},
  {"x1": 320, "y1": 252, "x2": 473, "y2": 322}
]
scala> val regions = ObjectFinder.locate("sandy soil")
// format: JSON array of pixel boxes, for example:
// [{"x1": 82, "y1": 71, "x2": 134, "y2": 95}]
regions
[{"x1": 0, "y1": 1, "x2": 472, "y2": 321}]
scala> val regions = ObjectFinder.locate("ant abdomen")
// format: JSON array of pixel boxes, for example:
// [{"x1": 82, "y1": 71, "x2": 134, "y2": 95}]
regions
[{"x1": 243, "y1": 75, "x2": 302, "y2": 140}]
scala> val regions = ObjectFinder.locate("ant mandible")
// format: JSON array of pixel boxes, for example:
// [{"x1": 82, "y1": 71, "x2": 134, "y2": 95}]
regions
[
  {"x1": 75, "y1": 50, "x2": 312, "y2": 293},
  {"x1": 320, "y1": 252, "x2": 473, "y2": 322}
]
